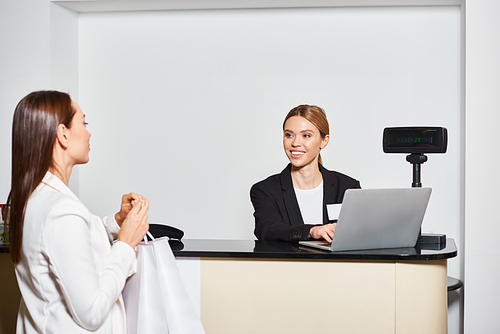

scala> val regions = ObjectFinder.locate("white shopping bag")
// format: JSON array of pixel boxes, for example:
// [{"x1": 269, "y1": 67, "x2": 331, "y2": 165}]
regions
[{"x1": 123, "y1": 232, "x2": 205, "y2": 334}]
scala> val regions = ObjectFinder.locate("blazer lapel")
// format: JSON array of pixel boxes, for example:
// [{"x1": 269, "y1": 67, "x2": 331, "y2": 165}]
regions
[{"x1": 280, "y1": 164, "x2": 304, "y2": 226}]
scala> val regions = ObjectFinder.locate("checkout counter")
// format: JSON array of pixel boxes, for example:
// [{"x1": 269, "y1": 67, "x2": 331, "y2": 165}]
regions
[
  {"x1": 173, "y1": 238, "x2": 457, "y2": 334},
  {"x1": 1, "y1": 239, "x2": 457, "y2": 334}
]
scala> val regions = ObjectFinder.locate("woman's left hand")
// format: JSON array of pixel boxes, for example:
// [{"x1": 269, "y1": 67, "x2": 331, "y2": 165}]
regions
[{"x1": 115, "y1": 193, "x2": 147, "y2": 227}]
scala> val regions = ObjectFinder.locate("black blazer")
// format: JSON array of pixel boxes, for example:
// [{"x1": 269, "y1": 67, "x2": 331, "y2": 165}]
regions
[{"x1": 250, "y1": 163, "x2": 361, "y2": 241}]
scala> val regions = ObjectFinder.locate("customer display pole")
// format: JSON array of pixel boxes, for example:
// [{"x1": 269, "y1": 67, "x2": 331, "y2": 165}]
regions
[{"x1": 406, "y1": 153, "x2": 428, "y2": 188}]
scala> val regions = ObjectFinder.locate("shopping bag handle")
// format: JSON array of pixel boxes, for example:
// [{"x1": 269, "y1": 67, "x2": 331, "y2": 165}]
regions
[{"x1": 143, "y1": 231, "x2": 155, "y2": 244}]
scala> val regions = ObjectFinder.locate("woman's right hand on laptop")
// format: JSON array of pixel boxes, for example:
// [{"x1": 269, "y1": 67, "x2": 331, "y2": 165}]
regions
[{"x1": 309, "y1": 223, "x2": 337, "y2": 243}]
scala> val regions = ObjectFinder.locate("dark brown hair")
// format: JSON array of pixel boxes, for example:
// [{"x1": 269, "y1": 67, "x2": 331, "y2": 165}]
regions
[
  {"x1": 7, "y1": 91, "x2": 74, "y2": 264},
  {"x1": 283, "y1": 104, "x2": 330, "y2": 165}
]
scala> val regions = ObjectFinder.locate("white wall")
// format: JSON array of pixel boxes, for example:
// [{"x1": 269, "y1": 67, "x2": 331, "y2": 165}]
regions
[
  {"x1": 0, "y1": 0, "x2": 50, "y2": 199},
  {"x1": 464, "y1": 0, "x2": 500, "y2": 332},
  {"x1": 4, "y1": 0, "x2": 500, "y2": 333},
  {"x1": 77, "y1": 6, "x2": 461, "y2": 242}
]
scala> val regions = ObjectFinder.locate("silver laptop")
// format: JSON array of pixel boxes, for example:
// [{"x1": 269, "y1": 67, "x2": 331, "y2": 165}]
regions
[{"x1": 299, "y1": 187, "x2": 432, "y2": 252}]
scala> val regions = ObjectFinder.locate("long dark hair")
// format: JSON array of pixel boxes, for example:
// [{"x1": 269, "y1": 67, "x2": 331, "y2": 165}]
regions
[
  {"x1": 283, "y1": 104, "x2": 330, "y2": 165},
  {"x1": 7, "y1": 91, "x2": 75, "y2": 264}
]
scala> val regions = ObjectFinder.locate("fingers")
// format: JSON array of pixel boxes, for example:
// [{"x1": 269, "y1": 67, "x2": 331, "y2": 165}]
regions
[
  {"x1": 123, "y1": 193, "x2": 148, "y2": 207},
  {"x1": 310, "y1": 224, "x2": 336, "y2": 243},
  {"x1": 141, "y1": 213, "x2": 149, "y2": 233},
  {"x1": 128, "y1": 198, "x2": 149, "y2": 222},
  {"x1": 118, "y1": 193, "x2": 141, "y2": 224},
  {"x1": 322, "y1": 229, "x2": 333, "y2": 243},
  {"x1": 121, "y1": 193, "x2": 136, "y2": 208},
  {"x1": 324, "y1": 224, "x2": 336, "y2": 242},
  {"x1": 117, "y1": 197, "x2": 150, "y2": 249},
  {"x1": 119, "y1": 193, "x2": 147, "y2": 219},
  {"x1": 135, "y1": 198, "x2": 149, "y2": 215},
  {"x1": 123, "y1": 192, "x2": 139, "y2": 201}
]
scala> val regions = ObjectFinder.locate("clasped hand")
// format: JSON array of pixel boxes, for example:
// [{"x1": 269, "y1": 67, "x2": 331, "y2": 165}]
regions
[{"x1": 115, "y1": 193, "x2": 150, "y2": 249}]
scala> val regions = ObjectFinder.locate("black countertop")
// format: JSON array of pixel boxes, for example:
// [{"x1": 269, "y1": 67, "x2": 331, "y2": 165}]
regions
[
  {"x1": 1, "y1": 239, "x2": 457, "y2": 261},
  {"x1": 171, "y1": 238, "x2": 457, "y2": 261}
]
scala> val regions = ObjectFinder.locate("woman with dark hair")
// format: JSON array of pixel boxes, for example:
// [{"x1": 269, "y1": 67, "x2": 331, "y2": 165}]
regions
[
  {"x1": 250, "y1": 104, "x2": 360, "y2": 242},
  {"x1": 6, "y1": 90, "x2": 149, "y2": 333}
]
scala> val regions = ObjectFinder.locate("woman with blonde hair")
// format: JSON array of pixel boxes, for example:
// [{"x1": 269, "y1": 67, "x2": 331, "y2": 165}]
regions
[
  {"x1": 7, "y1": 90, "x2": 149, "y2": 333},
  {"x1": 250, "y1": 104, "x2": 360, "y2": 242}
]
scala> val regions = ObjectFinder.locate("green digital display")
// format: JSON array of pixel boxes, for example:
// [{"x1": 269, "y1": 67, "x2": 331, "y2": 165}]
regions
[
  {"x1": 395, "y1": 136, "x2": 434, "y2": 146},
  {"x1": 383, "y1": 127, "x2": 447, "y2": 154}
]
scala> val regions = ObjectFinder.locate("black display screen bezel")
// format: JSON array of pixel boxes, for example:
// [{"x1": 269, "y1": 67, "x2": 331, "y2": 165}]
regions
[{"x1": 383, "y1": 127, "x2": 447, "y2": 154}]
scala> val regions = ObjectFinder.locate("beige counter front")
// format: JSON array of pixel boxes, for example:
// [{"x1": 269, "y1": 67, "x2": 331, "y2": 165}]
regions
[
  {"x1": 173, "y1": 239, "x2": 456, "y2": 334},
  {"x1": 199, "y1": 258, "x2": 447, "y2": 334}
]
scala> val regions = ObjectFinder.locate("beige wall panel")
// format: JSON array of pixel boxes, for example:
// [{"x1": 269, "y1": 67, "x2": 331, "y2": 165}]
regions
[
  {"x1": 201, "y1": 258, "x2": 396, "y2": 334},
  {"x1": 395, "y1": 260, "x2": 447, "y2": 334}
]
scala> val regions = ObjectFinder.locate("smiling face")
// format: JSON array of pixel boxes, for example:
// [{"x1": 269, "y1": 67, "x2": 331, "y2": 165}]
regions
[
  {"x1": 283, "y1": 116, "x2": 329, "y2": 170},
  {"x1": 66, "y1": 101, "x2": 91, "y2": 165}
]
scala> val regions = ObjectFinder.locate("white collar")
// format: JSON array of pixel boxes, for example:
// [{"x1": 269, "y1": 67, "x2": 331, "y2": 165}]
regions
[{"x1": 38, "y1": 171, "x2": 80, "y2": 202}]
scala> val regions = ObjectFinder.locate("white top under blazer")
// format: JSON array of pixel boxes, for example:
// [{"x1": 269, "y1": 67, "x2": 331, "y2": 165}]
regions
[{"x1": 15, "y1": 172, "x2": 136, "y2": 334}]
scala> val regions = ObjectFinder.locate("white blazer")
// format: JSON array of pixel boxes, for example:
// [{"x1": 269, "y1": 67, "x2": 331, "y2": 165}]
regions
[{"x1": 15, "y1": 172, "x2": 136, "y2": 334}]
